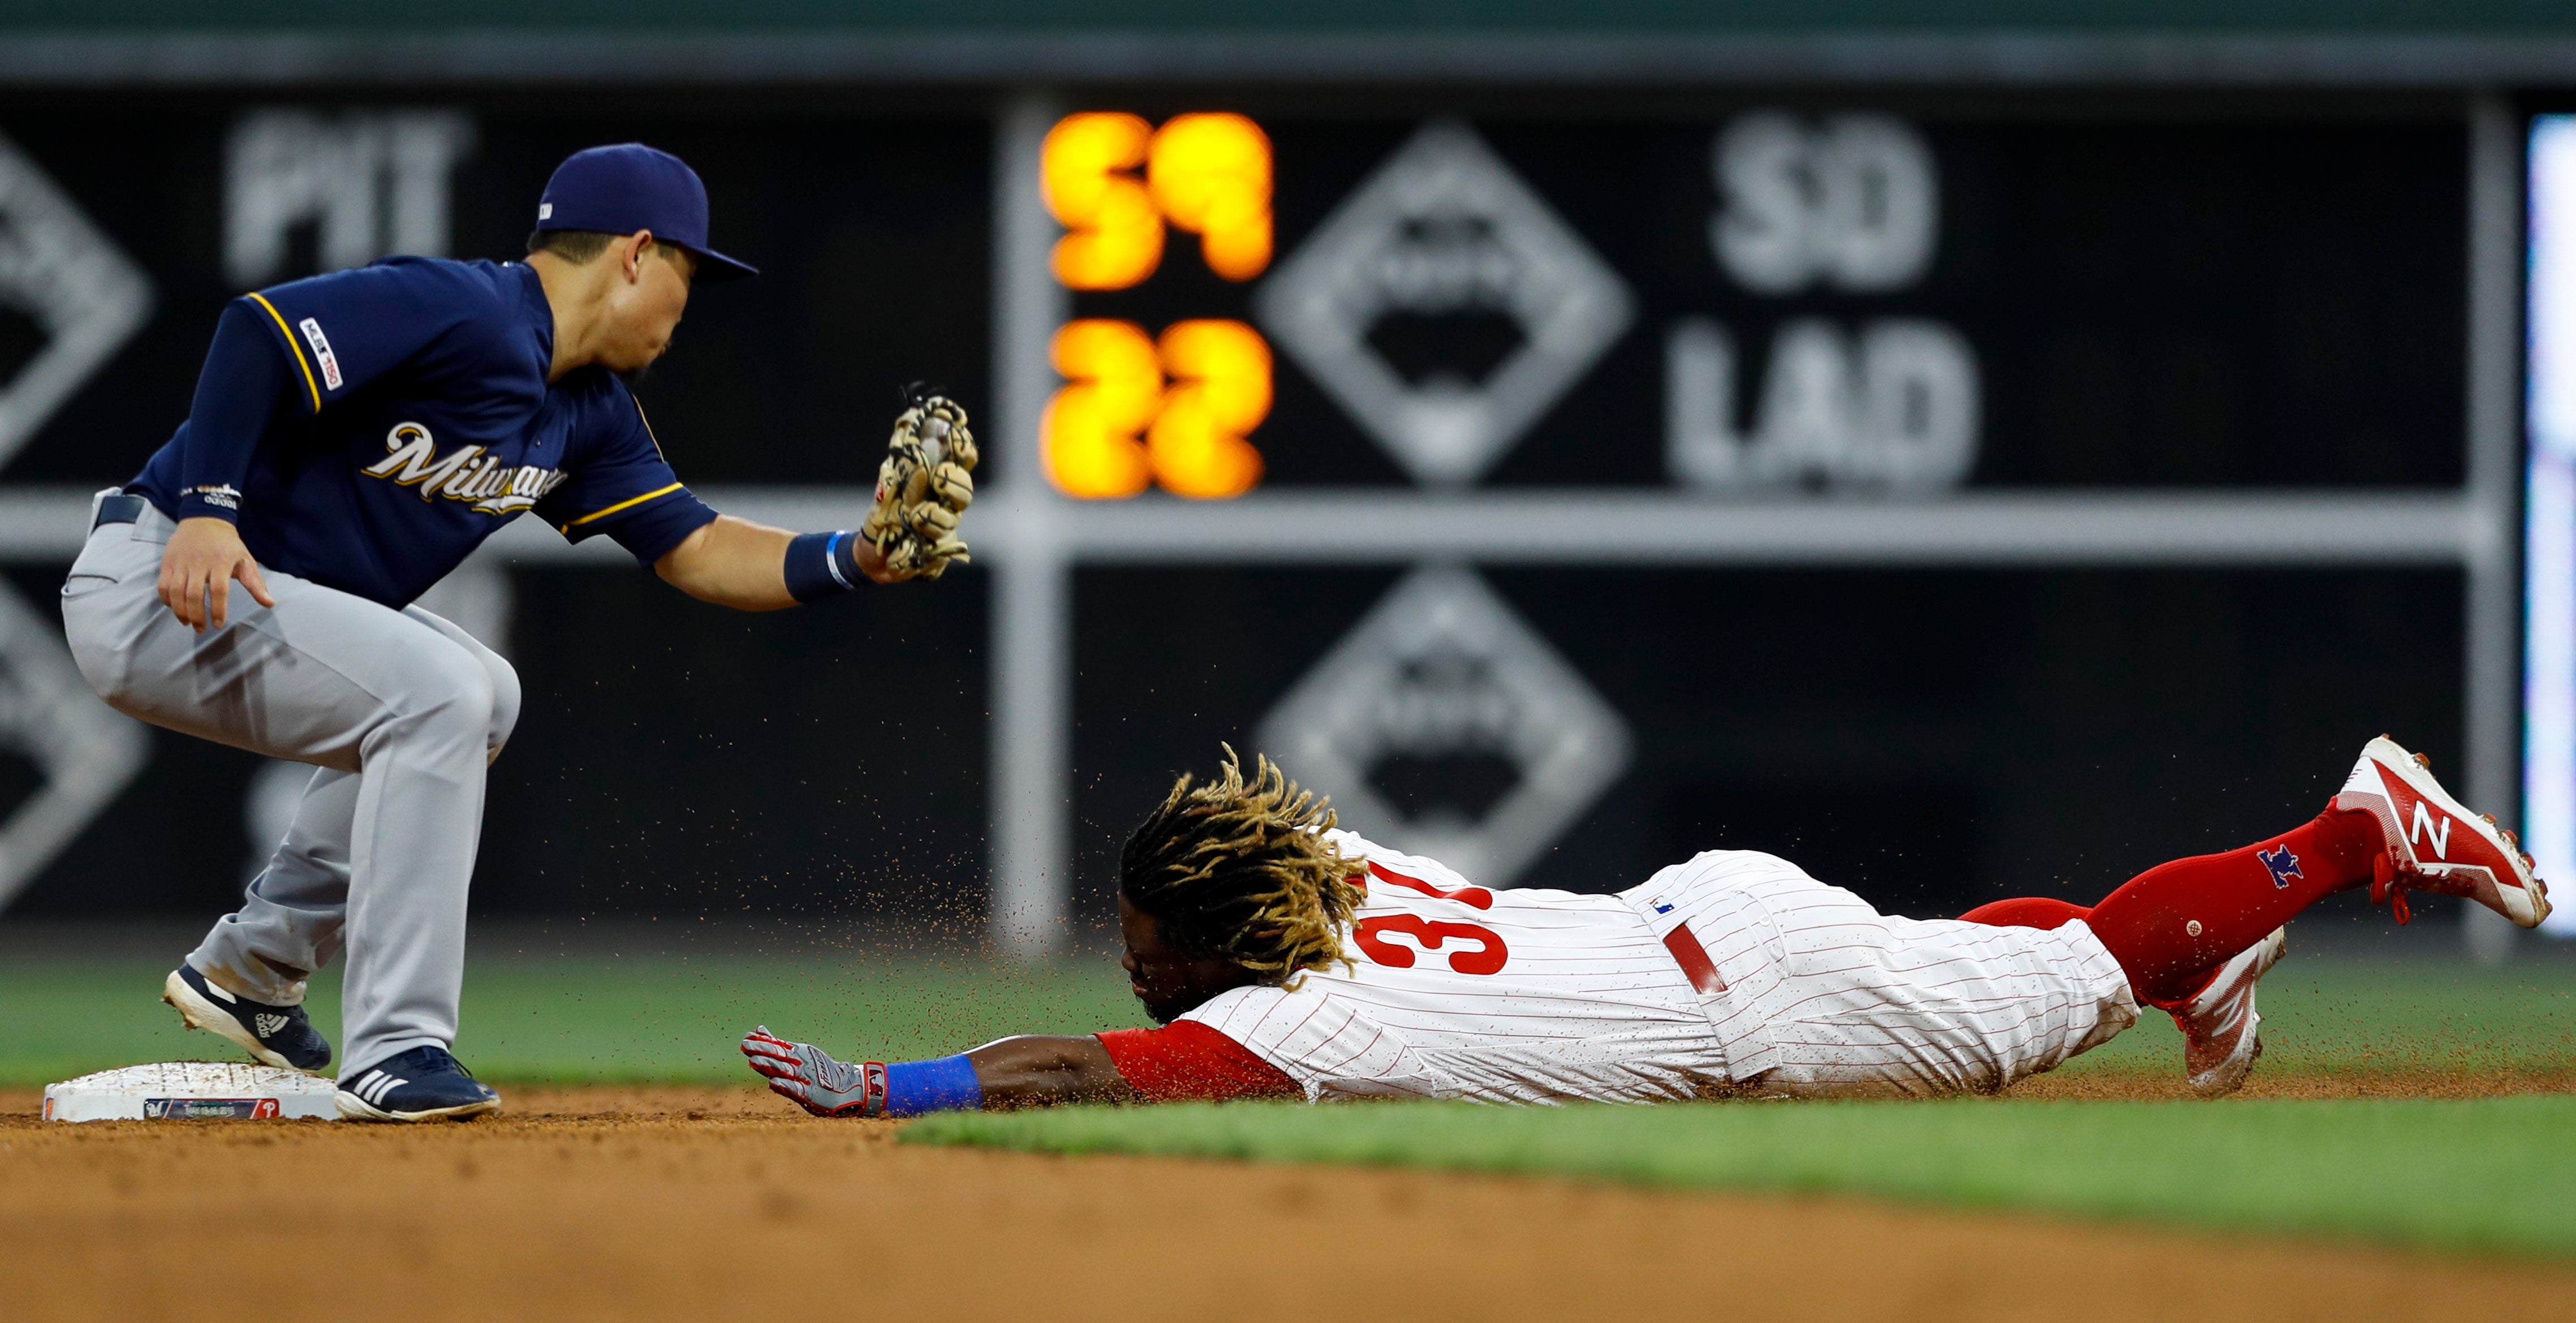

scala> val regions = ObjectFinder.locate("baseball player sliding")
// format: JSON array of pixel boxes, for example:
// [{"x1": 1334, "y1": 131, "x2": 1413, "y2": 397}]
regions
[
  {"x1": 61, "y1": 144, "x2": 976, "y2": 1123},
  {"x1": 747, "y1": 737, "x2": 2548, "y2": 1113}
]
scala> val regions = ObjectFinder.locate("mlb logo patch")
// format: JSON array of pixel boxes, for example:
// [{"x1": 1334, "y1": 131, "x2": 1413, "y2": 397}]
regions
[{"x1": 299, "y1": 317, "x2": 343, "y2": 391}]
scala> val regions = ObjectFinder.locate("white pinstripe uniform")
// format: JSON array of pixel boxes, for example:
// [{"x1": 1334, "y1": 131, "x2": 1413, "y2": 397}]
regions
[{"x1": 1180, "y1": 831, "x2": 2139, "y2": 1102}]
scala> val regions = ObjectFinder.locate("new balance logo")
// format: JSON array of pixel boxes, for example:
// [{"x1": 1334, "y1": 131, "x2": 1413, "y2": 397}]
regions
[
  {"x1": 253, "y1": 1012, "x2": 290, "y2": 1038},
  {"x1": 2409, "y1": 800, "x2": 2452, "y2": 860},
  {"x1": 2258, "y1": 845, "x2": 2303, "y2": 890}
]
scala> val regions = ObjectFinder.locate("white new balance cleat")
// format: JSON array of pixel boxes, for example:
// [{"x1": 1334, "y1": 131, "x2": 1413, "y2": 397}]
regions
[
  {"x1": 2166, "y1": 927, "x2": 2288, "y2": 1098},
  {"x1": 2333, "y1": 735, "x2": 2552, "y2": 928}
]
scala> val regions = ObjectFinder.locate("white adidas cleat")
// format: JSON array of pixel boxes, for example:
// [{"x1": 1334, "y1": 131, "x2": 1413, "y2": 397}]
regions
[
  {"x1": 2333, "y1": 735, "x2": 2552, "y2": 928},
  {"x1": 2168, "y1": 927, "x2": 2288, "y2": 1098}
]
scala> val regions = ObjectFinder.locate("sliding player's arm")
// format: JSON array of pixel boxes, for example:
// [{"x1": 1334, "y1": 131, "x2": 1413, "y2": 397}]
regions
[
  {"x1": 741, "y1": 1022, "x2": 1298, "y2": 1117},
  {"x1": 965, "y1": 1035, "x2": 1141, "y2": 1107}
]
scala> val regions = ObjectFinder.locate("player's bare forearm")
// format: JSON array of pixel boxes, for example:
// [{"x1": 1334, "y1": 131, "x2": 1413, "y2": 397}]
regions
[
  {"x1": 654, "y1": 515, "x2": 795, "y2": 609},
  {"x1": 654, "y1": 514, "x2": 894, "y2": 610},
  {"x1": 965, "y1": 1035, "x2": 1141, "y2": 1109}
]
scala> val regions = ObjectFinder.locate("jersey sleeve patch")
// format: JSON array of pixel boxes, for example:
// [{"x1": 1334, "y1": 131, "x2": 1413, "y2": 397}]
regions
[
  {"x1": 1095, "y1": 1021, "x2": 1302, "y2": 1103},
  {"x1": 296, "y1": 316, "x2": 344, "y2": 390},
  {"x1": 243, "y1": 292, "x2": 322, "y2": 413}
]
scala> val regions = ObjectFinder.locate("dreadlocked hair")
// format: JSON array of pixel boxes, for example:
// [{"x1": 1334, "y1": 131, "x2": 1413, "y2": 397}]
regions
[{"x1": 1119, "y1": 745, "x2": 1357, "y2": 986}]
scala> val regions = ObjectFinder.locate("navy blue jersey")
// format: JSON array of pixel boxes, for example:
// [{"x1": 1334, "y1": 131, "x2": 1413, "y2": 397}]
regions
[{"x1": 130, "y1": 257, "x2": 718, "y2": 609}]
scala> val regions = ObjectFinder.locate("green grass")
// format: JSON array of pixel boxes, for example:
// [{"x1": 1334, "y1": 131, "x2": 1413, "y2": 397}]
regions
[
  {"x1": 10, "y1": 940, "x2": 2574, "y2": 1259},
  {"x1": 7, "y1": 945, "x2": 2566, "y2": 1088},
  {"x1": 2049, "y1": 956, "x2": 2576, "y2": 1078},
  {"x1": 0, "y1": 949, "x2": 1152, "y2": 1087},
  {"x1": 908, "y1": 1095, "x2": 2576, "y2": 1259}
]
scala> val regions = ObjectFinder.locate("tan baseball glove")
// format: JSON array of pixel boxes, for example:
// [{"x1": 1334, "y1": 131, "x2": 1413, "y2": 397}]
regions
[{"x1": 861, "y1": 391, "x2": 977, "y2": 581}]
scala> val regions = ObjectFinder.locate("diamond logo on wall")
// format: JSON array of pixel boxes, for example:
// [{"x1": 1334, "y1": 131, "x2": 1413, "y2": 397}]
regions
[
  {"x1": 1256, "y1": 567, "x2": 1631, "y2": 887},
  {"x1": 0, "y1": 581, "x2": 147, "y2": 912},
  {"x1": 0, "y1": 131, "x2": 154, "y2": 471},
  {"x1": 1253, "y1": 121, "x2": 1633, "y2": 488}
]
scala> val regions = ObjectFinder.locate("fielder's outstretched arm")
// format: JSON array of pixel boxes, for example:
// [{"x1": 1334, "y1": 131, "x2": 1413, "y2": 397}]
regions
[
  {"x1": 653, "y1": 515, "x2": 898, "y2": 610},
  {"x1": 645, "y1": 394, "x2": 976, "y2": 609}
]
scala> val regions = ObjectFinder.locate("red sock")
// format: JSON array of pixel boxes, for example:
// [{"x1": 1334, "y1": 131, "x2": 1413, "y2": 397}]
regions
[
  {"x1": 2084, "y1": 808, "x2": 2380, "y2": 1004},
  {"x1": 1959, "y1": 808, "x2": 2383, "y2": 1006}
]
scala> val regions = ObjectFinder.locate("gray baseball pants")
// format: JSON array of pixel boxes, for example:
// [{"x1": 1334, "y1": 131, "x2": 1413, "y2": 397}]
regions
[{"x1": 59, "y1": 498, "x2": 518, "y2": 1078}]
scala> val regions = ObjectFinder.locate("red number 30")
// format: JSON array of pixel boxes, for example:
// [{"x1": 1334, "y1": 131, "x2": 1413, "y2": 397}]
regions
[{"x1": 1354, "y1": 914, "x2": 1509, "y2": 976}]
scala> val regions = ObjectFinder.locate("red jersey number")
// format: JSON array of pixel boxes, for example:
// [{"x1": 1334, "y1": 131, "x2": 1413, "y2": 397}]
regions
[
  {"x1": 1363, "y1": 861, "x2": 1495, "y2": 910},
  {"x1": 1354, "y1": 914, "x2": 1509, "y2": 976}
]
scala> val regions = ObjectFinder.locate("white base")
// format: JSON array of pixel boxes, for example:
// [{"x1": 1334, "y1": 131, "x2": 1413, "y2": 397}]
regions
[{"x1": 43, "y1": 1061, "x2": 340, "y2": 1122}]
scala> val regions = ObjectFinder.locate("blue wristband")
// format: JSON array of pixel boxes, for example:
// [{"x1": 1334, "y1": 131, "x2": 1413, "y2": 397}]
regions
[
  {"x1": 882, "y1": 1054, "x2": 984, "y2": 1117},
  {"x1": 783, "y1": 530, "x2": 865, "y2": 604}
]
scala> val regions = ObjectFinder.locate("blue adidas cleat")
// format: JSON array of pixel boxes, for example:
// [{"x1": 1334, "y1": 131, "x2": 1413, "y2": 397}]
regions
[
  {"x1": 162, "y1": 964, "x2": 333, "y2": 1072},
  {"x1": 337, "y1": 1046, "x2": 501, "y2": 1122}
]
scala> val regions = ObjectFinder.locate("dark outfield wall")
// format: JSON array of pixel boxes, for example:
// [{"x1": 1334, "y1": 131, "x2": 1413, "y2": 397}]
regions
[{"x1": 0, "y1": 87, "x2": 2469, "y2": 930}]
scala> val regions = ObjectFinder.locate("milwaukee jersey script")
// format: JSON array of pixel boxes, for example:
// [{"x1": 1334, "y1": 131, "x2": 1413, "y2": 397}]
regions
[{"x1": 128, "y1": 256, "x2": 715, "y2": 607}]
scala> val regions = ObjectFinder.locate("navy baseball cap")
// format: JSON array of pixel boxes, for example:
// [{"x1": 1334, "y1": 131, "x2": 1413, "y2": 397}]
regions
[{"x1": 534, "y1": 143, "x2": 757, "y2": 281}]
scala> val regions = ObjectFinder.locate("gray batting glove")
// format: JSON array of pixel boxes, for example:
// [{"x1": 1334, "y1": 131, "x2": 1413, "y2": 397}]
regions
[{"x1": 741, "y1": 1025, "x2": 884, "y2": 1118}]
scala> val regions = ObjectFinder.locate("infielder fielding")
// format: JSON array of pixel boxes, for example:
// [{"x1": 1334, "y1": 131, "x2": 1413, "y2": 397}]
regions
[
  {"x1": 746, "y1": 736, "x2": 2548, "y2": 1112},
  {"x1": 62, "y1": 144, "x2": 977, "y2": 1123}
]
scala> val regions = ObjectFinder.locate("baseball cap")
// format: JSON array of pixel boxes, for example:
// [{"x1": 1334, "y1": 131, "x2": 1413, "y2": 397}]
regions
[{"x1": 533, "y1": 143, "x2": 757, "y2": 281}]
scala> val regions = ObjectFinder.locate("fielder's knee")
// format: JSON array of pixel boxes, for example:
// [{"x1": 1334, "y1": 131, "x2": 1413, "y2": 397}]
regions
[
  {"x1": 480, "y1": 652, "x2": 522, "y2": 761},
  {"x1": 380, "y1": 641, "x2": 498, "y2": 762},
  {"x1": 433, "y1": 666, "x2": 497, "y2": 747}
]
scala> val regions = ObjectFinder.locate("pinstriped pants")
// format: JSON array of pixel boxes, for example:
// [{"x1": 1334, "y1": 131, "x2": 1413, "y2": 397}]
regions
[{"x1": 1636, "y1": 851, "x2": 2141, "y2": 1097}]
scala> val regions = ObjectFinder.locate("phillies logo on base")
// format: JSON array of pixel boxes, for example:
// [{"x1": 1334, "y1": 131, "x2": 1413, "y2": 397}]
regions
[{"x1": 143, "y1": 1097, "x2": 281, "y2": 1119}]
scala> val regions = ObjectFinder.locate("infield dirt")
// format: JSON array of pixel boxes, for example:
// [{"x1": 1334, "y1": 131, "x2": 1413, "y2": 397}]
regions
[{"x1": 4, "y1": 1081, "x2": 2570, "y2": 1323}]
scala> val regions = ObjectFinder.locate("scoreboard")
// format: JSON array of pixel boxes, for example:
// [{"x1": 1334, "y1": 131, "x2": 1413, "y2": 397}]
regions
[
  {"x1": 1040, "y1": 110, "x2": 1276, "y2": 499},
  {"x1": 1021, "y1": 100, "x2": 2462, "y2": 502}
]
